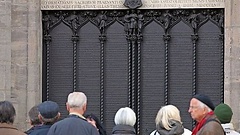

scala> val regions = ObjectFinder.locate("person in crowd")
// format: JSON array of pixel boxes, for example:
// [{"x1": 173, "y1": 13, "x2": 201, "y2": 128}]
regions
[
  {"x1": 85, "y1": 113, "x2": 107, "y2": 135},
  {"x1": 28, "y1": 101, "x2": 60, "y2": 135},
  {"x1": 47, "y1": 92, "x2": 99, "y2": 135},
  {"x1": 150, "y1": 105, "x2": 192, "y2": 135},
  {"x1": 214, "y1": 103, "x2": 240, "y2": 135},
  {"x1": 25, "y1": 105, "x2": 42, "y2": 134},
  {"x1": 188, "y1": 94, "x2": 225, "y2": 135},
  {"x1": 112, "y1": 107, "x2": 136, "y2": 135},
  {"x1": 0, "y1": 100, "x2": 26, "y2": 135}
]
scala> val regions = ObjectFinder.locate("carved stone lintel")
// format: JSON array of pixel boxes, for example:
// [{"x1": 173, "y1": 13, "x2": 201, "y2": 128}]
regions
[{"x1": 124, "y1": 0, "x2": 142, "y2": 9}]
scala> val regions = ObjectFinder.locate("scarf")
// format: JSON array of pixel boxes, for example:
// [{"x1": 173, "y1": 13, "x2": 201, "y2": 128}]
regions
[{"x1": 192, "y1": 111, "x2": 214, "y2": 135}]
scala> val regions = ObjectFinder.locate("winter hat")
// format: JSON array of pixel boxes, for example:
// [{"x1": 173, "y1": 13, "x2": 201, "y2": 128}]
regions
[
  {"x1": 214, "y1": 103, "x2": 233, "y2": 124},
  {"x1": 193, "y1": 94, "x2": 215, "y2": 111}
]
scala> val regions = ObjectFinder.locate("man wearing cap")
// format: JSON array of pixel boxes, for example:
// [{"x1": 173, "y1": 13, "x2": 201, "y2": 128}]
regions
[
  {"x1": 47, "y1": 92, "x2": 99, "y2": 135},
  {"x1": 214, "y1": 103, "x2": 240, "y2": 135},
  {"x1": 188, "y1": 94, "x2": 225, "y2": 135},
  {"x1": 28, "y1": 101, "x2": 60, "y2": 135}
]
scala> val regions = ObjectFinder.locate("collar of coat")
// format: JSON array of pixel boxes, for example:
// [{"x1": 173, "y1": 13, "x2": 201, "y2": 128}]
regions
[{"x1": 0, "y1": 123, "x2": 18, "y2": 130}]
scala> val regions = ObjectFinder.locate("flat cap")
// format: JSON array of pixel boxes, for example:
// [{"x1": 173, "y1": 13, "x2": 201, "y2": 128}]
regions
[{"x1": 38, "y1": 101, "x2": 59, "y2": 119}]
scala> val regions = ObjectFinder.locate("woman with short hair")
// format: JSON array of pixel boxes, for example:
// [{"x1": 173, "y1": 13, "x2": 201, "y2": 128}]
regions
[
  {"x1": 112, "y1": 107, "x2": 136, "y2": 135},
  {"x1": 150, "y1": 105, "x2": 192, "y2": 135}
]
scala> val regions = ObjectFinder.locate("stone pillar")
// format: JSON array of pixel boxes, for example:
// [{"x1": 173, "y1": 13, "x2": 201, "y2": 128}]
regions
[
  {"x1": 0, "y1": 0, "x2": 11, "y2": 101},
  {"x1": 225, "y1": 0, "x2": 240, "y2": 132},
  {"x1": 0, "y1": 0, "x2": 41, "y2": 131}
]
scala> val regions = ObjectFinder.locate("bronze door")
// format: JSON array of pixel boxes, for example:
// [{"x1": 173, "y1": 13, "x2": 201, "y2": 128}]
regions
[{"x1": 42, "y1": 9, "x2": 224, "y2": 135}]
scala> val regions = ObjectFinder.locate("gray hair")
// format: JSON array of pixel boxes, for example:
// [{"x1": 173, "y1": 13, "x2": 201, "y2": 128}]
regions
[
  {"x1": 155, "y1": 105, "x2": 182, "y2": 130},
  {"x1": 40, "y1": 113, "x2": 59, "y2": 124},
  {"x1": 67, "y1": 92, "x2": 87, "y2": 108},
  {"x1": 198, "y1": 100, "x2": 212, "y2": 112},
  {"x1": 114, "y1": 107, "x2": 136, "y2": 126}
]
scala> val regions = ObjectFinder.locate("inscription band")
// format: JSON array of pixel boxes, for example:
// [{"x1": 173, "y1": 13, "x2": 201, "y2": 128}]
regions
[{"x1": 41, "y1": 0, "x2": 225, "y2": 10}]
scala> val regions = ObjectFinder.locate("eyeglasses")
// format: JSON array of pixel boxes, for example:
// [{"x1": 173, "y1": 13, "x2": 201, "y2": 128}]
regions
[{"x1": 189, "y1": 106, "x2": 199, "y2": 109}]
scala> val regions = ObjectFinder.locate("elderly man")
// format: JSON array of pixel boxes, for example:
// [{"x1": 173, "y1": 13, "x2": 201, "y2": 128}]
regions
[
  {"x1": 25, "y1": 105, "x2": 42, "y2": 134},
  {"x1": 0, "y1": 100, "x2": 26, "y2": 135},
  {"x1": 188, "y1": 94, "x2": 225, "y2": 135},
  {"x1": 28, "y1": 101, "x2": 60, "y2": 135},
  {"x1": 47, "y1": 92, "x2": 99, "y2": 135}
]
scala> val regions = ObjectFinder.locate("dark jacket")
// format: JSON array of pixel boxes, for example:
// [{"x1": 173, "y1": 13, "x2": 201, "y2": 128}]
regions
[
  {"x1": 196, "y1": 114, "x2": 225, "y2": 135},
  {"x1": 156, "y1": 120, "x2": 184, "y2": 135},
  {"x1": 112, "y1": 124, "x2": 136, "y2": 135},
  {"x1": 27, "y1": 125, "x2": 52, "y2": 135},
  {"x1": 25, "y1": 125, "x2": 42, "y2": 134},
  {"x1": 47, "y1": 115, "x2": 99, "y2": 135},
  {"x1": 0, "y1": 123, "x2": 26, "y2": 135}
]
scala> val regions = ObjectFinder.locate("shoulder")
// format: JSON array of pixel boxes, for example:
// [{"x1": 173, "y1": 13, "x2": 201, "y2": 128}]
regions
[
  {"x1": 183, "y1": 128, "x2": 192, "y2": 135},
  {"x1": 149, "y1": 130, "x2": 158, "y2": 135},
  {"x1": 48, "y1": 117, "x2": 98, "y2": 135},
  {"x1": 0, "y1": 124, "x2": 26, "y2": 135},
  {"x1": 200, "y1": 117, "x2": 225, "y2": 135}
]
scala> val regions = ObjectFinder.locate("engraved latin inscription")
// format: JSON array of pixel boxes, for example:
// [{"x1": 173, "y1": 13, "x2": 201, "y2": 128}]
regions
[{"x1": 41, "y1": 0, "x2": 225, "y2": 10}]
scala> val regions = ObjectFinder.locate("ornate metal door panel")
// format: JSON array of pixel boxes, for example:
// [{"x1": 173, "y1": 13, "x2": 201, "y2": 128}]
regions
[{"x1": 42, "y1": 9, "x2": 224, "y2": 135}]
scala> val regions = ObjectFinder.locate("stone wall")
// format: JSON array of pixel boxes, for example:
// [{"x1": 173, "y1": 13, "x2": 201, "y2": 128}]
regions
[
  {"x1": 225, "y1": 0, "x2": 240, "y2": 132},
  {"x1": 0, "y1": 0, "x2": 41, "y2": 131},
  {"x1": 0, "y1": 0, "x2": 240, "y2": 132}
]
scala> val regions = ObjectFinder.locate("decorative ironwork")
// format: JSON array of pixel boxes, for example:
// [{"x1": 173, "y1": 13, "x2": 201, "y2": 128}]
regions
[
  {"x1": 42, "y1": 9, "x2": 225, "y2": 133},
  {"x1": 98, "y1": 11, "x2": 107, "y2": 35},
  {"x1": 69, "y1": 11, "x2": 80, "y2": 36},
  {"x1": 72, "y1": 36, "x2": 79, "y2": 92},
  {"x1": 136, "y1": 25, "x2": 142, "y2": 135},
  {"x1": 124, "y1": 0, "x2": 142, "y2": 9},
  {"x1": 42, "y1": 12, "x2": 51, "y2": 36},
  {"x1": 163, "y1": 34, "x2": 170, "y2": 105},
  {"x1": 44, "y1": 35, "x2": 52, "y2": 100},
  {"x1": 99, "y1": 34, "x2": 106, "y2": 124},
  {"x1": 191, "y1": 34, "x2": 198, "y2": 97}
]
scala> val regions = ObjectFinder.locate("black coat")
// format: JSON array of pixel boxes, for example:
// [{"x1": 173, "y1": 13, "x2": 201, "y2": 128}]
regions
[{"x1": 112, "y1": 125, "x2": 136, "y2": 135}]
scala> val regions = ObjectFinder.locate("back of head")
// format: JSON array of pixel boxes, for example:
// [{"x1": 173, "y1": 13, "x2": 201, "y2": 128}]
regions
[
  {"x1": 0, "y1": 101, "x2": 16, "y2": 124},
  {"x1": 155, "y1": 105, "x2": 181, "y2": 130},
  {"x1": 114, "y1": 107, "x2": 136, "y2": 126},
  {"x1": 214, "y1": 103, "x2": 233, "y2": 124},
  {"x1": 28, "y1": 105, "x2": 41, "y2": 125},
  {"x1": 67, "y1": 92, "x2": 87, "y2": 108},
  {"x1": 38, "y1": 100, "x2": 60, "y2": 124}
]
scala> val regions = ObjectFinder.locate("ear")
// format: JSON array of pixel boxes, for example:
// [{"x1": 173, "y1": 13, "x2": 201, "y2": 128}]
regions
[
  {"x1": 38, "y1": 114, "x2": 44, "y2": 123},
  {"x1": 82, "y1": 103, "x2": 87, "y2": 112},
  {"x1": 57, "y1": 112, "x2": 61, "y2": 119},
  {"x1": 66, "y1": 102, "x2": 70, "y2": 111},
  {"x1": 203, "y1": 107, "x2": 208, "y2": 115}
]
